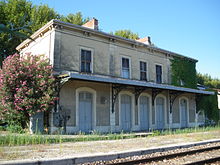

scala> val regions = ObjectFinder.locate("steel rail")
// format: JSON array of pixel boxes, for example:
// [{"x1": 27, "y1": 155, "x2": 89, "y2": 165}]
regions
[
  {"x1": 184, "y1": 156, "x2": 220, "y2": 165},
  {"x1": 106, "y1": 145, "x2": 220, "y2": 165}
]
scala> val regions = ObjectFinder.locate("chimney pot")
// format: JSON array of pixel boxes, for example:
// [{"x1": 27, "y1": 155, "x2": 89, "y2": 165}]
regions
[
  {"x1": 82, "y1": 18, "x2": 99, "y2": 30},
  {"x1": 136, "y1": 36, "x2": 152, "y2": 45}
]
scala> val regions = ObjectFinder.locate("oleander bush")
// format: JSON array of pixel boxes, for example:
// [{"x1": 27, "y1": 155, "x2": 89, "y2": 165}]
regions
[{"x1": 0, "y1": 53, "x2": 56, "y2": 130}]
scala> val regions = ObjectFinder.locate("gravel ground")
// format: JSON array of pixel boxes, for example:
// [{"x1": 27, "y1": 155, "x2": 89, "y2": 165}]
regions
[
  {"x1": 0, "y1": 130, "x2": 220, "y2": 164},
  {"x1": 160, "y1": 149, "x2": 220, "y2": 165},
  {"x1": 90, "y1": 142, "x2": 220, "y2": 165}
]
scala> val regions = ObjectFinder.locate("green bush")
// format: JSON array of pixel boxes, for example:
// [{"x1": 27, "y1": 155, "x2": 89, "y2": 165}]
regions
[
  {"x1": 6, "y1": 124, "x2": 25, "y2": 134},
  {"x1": 0, "y1": 126, "x2": 6, "y2": 131},
  {"x1": 0, "y1": 54, "x2": 56, "y2": 129},
  {"x1": 197, "y1": 91, "x2": 219, "y2": 122}
]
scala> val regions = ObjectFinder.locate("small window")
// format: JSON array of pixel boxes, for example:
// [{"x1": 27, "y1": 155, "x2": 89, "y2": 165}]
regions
[
  {"x1": 156, "y1": 65, "x2": 162, "y2": 83},
  {"x1": 122, "y1": 57, "x2": 130, "y2": 78},
  {"x1": 81, "y1": 49, "x2": 92, "y2": 73},
  {"x1": 140, "y1": 61, "x2": 147, "y2": 81}
]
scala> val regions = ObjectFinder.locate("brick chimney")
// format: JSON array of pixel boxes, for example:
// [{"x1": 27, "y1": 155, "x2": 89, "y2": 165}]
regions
[
  {"x1": 82, "y1": 18, "x2": 99, "y2": 30},
  {"x1": 136, "y1": 36, "x2": 151, "y2": 45}
]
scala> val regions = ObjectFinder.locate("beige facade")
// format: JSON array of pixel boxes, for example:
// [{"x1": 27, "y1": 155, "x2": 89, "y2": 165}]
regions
[
  {"x1": 17, "y1": 19, "x2": 212, "y2": 134},
  {"x1": 52, "y1": 28, "x2": 171, "y2": 84}
]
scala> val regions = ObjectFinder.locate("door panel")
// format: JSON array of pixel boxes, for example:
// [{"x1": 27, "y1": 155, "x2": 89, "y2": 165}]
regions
[
  {"x1": 180, "y1": 99, "x2": 187, "y2": 128},
  {"x1": 156, "y1": 97, "x2": 164, "y2": 129},
  {"x1": 79, "y1": 92, "x2": 92, "y2": 132},
  {"x1": 140, "y1": 96, "x2": 149, "y2": 130},
  {"x1": 121, "y1": 94, "x2": 131, "y2": 131}
]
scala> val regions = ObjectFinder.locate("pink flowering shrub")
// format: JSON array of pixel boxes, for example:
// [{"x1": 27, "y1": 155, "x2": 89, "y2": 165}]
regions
[{"x1": 0, "y1": 53, "x2": 56, "y2": 128}]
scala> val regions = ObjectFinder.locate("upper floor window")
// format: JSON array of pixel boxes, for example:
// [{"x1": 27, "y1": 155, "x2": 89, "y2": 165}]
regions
[
  {"x1": 156, "y1": 65, "x2": 162, "y2": 83},
  {"x1": 122, "y1": 57, "x2": 130, "y2": 78},
  {"x1": 81, "y1": 49, "x2": 92, "y2": 73},
  {"x1": 140, "y1": 61, "x2": 147, "y2": 81}
]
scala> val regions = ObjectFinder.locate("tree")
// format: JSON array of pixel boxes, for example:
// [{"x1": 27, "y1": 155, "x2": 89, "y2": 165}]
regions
[
  {"x1": 0, "y1": 23, "x2": 34, "y2": 68},
  {"x1": 0, "y1": 0, "x2": 33, "y2": 61},
  {"x1": 197, "y1": 73, "x2": 220, "y2": 89},
  {"x1": 60, "y1": 12, "x2": 89, "y2": 25},
  {"x1": 197, "y1": 91, "x2": 219, "y2": 122},
  {"x1": 29, "y1": 4, "x2": 60, "y2": 32},
  {"x1": 0, "y1": 53, "x2": 56, "y2": 128},
  {"x1": 112, "y1": 29, "x2": 139, "y2": 40},
  {"x1": 0, "y1": 0, "x2": 88, "y2": 65},
  {"x1": 196, "y1": 73, "x2": 220, "y2": 123},
  {"x1": 0, "y1": 0, "x2": 59, "y2": 60}
]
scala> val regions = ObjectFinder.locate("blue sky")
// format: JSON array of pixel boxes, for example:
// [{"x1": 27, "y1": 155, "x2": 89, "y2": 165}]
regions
[{"x1": 31, "y1": 0, "x2": 220, "y2": 79}]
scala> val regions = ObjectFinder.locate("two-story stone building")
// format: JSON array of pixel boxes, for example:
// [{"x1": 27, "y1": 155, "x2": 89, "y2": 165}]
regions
[{"x1": 16, "y1": 18, "x2": 213, "y2": 133}]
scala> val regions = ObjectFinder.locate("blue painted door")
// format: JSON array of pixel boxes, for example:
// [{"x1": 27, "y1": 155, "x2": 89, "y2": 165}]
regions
[
  {"x1": 156, "y1": 97, "x2": 164, "y2": 130},
  {"x1": 121, "y1": 94, "x2": 131, "y2": 132},
  {"x1": 79, "y1": 92, "x2": 92, "y2": 133},
  {"x1": 180, "y1": 99, "x2": 187, "y2": 128},
  {"x1": 140, "y1": 96, "x2": 149, "y2": 131}
]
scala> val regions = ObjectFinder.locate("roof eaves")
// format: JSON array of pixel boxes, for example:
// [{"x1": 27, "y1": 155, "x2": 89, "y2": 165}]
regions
[
  {"x1": 16, "y1": 20, "x2": 55, "y2": 51},
  {"x1": 16, "y1": 19, "x2": 198, "y2": 62},
  {"x1": 53, "y1": 20, "x2": 198, "y2": 62}
]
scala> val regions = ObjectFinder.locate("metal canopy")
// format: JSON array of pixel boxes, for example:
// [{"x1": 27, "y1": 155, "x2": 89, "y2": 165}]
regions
[{"x1": 68, "y1": 72, "x2": 214, "y2": 95}]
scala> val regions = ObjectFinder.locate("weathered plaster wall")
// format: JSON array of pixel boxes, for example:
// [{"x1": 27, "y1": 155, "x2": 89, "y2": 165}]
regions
[
  {"x1": 172, "y1": 93, "x2": 196, "y2": 126},
  {"x1": 20, "y1": 30, "x2": 55, "y2": 64},
  {"x1": 56, "y1": 28, "x2": 172, "y2": 84},
  {"x1": 59, "y1": 80, "x2": 110, "y2": 127}
]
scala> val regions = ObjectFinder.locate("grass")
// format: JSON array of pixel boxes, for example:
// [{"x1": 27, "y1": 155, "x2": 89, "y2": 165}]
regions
[
  {"x1": 0, "y1": 125, "x2": 219, "y2": 147},
  {"x1": 150, "y1": 125, "x2": 220, "y2": 137},
  {"x1": 0, "y1": 132, "x2": 137, "y2": 146}
]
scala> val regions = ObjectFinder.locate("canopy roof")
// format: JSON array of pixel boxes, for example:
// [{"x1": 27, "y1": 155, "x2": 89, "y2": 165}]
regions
[{"x1": 61, "y1": 72, "x2": 214, "y2": 95}]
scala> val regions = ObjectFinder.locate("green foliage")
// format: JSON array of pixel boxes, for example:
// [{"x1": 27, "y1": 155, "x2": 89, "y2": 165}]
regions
[
  {"x1": 112, "y1": 29, "x2": 139, "y2": 40},
  {"x1": 196, "y1": 73, "x2": 220, "y2": 122},
  {"x1": 197, "y1": 73, "x2": 220, "y2": 89},
  {"x1": 0, "y1": 0, "x2": 34, "y2": 61},
  {"x1": 29, "y1": 4, "x2": 60, "y2": 32},
  {"x1": 60, "y1": 12, "x2": 90, "y2": 25},
  {"x1": 0, "y1": 0, "x2": 88, "y2": 63},
  {"x1": 197, "y1": 90, "x2": 219, "y2": 122},
  {"x1": 0, "y1": 53, "x2": 56, "y2": 128},
  {"x1": 171, "y1": 57, "x2": 197, "y2": 88},
  {"x1": 6, "y1": 124, "x2": 25, "y2": 134},
  {"x1": 1, "y1": 126, "x2": 219, "y2": 146}
]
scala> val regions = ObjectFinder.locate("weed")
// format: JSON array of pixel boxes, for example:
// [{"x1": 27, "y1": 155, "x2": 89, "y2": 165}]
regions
[
  {"x1": 6, "y1": 124, "x2": 25, "y2": 134},
  {"x1": 0, "y1": 126, "x2": 219, "y2": 147}
]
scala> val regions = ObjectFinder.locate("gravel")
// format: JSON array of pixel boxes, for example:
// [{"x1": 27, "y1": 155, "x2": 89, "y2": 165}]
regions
[
  {"x1": 85, "y1": 142, "x2": 220, "y2": 165},
  {"x1": 0, "y1": 130, "x2": 220, "y2": 164}
]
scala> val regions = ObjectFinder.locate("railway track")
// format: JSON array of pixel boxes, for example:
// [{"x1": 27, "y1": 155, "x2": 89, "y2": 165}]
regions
[
  {"x1": 105, "y1": 144, "x2": 220, "y2": 165},
  {"x1": 185, "y1": 156, "x2": 220, "y2": 165}
]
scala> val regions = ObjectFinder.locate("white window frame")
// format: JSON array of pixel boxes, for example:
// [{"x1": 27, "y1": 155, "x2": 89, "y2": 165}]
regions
[
  {"x1": 80, "y1": 47, "x2": 94, "y2": 73},
  {"x1": 139, "y1": 60, "x2": 148, "y2": 81},
  {"x1": 121, "y1": 56, "x2": 131, "y2": 79},
  {"x1": 155, "y1": 63, "x2": 163, "y2": 84}
]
